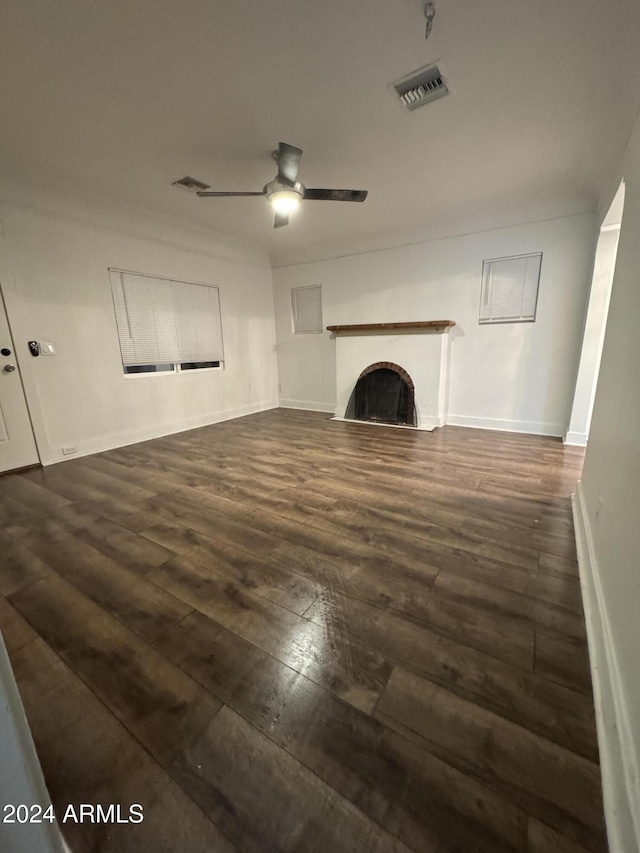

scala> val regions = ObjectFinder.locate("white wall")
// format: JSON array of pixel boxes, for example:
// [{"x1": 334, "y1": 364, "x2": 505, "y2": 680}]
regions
[
  {"x1": 576, "y1": 109, "x2": 640, "y2": 851},
  {"x1": 0, "y1": 182, "x2": 277, "y2": 465},
  {"x1": 273, "y1": 214, "x2": 596, "y2": 435},
  {"x1": 0, "y1": 636, "x2": 67, "y2": 853}
]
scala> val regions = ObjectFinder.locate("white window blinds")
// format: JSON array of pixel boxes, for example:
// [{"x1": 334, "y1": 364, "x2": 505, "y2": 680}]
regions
[
  {"x1": 110, "y1": 270, "x2": 223, "y2": 366},
  {"x1": 171, "y1": 279, "x2": 223, "y2": 363},
  {"x1": 291, "y1": 285, "x2": 323, "y2": 334},
  {"x1": 479, "y1": 253, "x2": 542, "y2": 324}
]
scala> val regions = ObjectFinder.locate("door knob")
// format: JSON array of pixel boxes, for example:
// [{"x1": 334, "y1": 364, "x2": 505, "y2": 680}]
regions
[{"x1": 3, "y1": 364, "x2": 16, "y2": 373}]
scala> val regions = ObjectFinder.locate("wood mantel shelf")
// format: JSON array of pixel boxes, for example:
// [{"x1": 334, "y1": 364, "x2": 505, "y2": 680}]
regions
[{"x1": 326, "y1": 320, "x2": 455, "y2": 334}]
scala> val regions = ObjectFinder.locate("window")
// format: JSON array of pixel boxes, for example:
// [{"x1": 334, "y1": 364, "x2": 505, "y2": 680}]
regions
[
  {"x1": 109, "y1": 270, "x2": 224, "y2": 374},
  {"x1": 124, "y1": 363, "x2": 175, "y2": 375},
  {"x1": 291, "y1": 285, "x2": 323, "y2": 334},
  {"x1": 479, "y1": 253, "x2": 542, "y2": 324},
  {"x1": 179, "y1": 361, "x2": 221, "y2": 371}
]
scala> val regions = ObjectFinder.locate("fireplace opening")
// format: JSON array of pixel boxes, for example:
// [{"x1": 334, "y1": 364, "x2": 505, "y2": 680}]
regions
[{"x1": 345, "y1": 362, "x2": 417, "y2": 427}]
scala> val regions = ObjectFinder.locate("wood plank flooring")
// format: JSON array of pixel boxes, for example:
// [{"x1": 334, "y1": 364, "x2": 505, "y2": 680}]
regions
[{"x1": 0, "y1": 409, "x2": 604, "y2": 852}]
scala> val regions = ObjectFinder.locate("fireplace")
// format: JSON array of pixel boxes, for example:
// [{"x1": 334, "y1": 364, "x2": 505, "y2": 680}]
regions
[
  {"x1": 327, "y1": 320, "x2": 455, "y2": 431},
  {"x1": 345, "y1": 362, "x2": 417, "y2": 426}
]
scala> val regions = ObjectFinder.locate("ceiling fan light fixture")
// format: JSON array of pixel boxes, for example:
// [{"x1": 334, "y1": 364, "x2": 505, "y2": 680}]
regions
[{"x1": 268, "y1": 188, "x2": 302, "y2": 214}]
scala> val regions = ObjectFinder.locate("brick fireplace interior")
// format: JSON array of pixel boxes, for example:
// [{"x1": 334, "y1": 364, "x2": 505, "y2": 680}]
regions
[{"x1": 345, "y1": 362, "x2": 417, "y2": 427}]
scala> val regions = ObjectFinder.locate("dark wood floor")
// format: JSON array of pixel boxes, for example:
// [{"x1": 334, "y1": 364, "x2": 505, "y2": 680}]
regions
[{"x1": 0, "y1": 409, "x2": 604, "y2": 853}]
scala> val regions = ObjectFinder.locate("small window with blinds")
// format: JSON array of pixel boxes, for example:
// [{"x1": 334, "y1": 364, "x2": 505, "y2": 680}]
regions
[
  {"x1": 109, "y1": 270, "x2": 224, "y2": 375},
  {"x1": 291, "y1": 285, "x2": 323, "y2": 334},
  {"x1": 479, "y1": 253, "x2": 542, "y2": 324}
]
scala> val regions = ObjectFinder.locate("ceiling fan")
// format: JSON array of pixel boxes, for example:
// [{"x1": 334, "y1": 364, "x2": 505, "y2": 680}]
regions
[{"x1": 196, "y1": 142, "x2": 368, "y2": 228}]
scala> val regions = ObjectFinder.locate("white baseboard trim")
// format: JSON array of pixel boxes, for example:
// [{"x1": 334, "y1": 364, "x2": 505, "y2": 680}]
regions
[
  {"x1": 573, "y1": 482, "x2": 640, "y2": 853},
  {"x1": 446, "y1": 413, "x2": 564, "y2": 436},
  {"x1": 40, "y1": 400, "x2": 279, "y2": 465},
  {"x1": 279, "y1": 398, "x2": 336, "y2": 413},
  {"x1": 565, "y1": 430, "x2": 588, "y2": 446},
  {"x1": 278, "y1": 406, "x2": 564, "y2": 436}
]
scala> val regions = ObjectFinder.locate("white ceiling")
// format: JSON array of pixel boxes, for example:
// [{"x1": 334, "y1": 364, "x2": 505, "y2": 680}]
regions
[{"x1": 1, "y1": 0, "x2": 639, "y2": 266}]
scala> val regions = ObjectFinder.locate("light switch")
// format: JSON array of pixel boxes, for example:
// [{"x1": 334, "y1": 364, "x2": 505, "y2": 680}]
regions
[{"x1": 40, "y1": 342, "x2": 56, "y2": 355}]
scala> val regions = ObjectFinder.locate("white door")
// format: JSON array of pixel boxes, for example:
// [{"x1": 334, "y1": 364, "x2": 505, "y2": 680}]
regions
[{"x1": 0, "y1": 294, "x2": 39, "y2": 472}]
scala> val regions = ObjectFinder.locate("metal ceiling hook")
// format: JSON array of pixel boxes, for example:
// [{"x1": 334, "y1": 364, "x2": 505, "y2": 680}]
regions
[{"x1": 425, "y1": 2, "x2": 435, "y2": 39}]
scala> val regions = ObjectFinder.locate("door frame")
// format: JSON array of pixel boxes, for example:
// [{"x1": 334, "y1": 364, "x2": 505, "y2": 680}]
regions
[{"x1": 0, "y1": 280, "x2": 42, "y2": 472}]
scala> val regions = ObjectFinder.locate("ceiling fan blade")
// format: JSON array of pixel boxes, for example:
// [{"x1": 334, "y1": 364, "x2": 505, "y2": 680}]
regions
[
  {"x1": 277, "y1": 142, "x2": 303, "y2": 186},
  {"x1": 274, "y1": 211, "x2": 289, "y2": 228},
  {"x1": 303, "y1": 188, "x2": 368, "y2": 202},
  {"x1": 196, "y1": 191, "x2": 265, "y2": 197}
]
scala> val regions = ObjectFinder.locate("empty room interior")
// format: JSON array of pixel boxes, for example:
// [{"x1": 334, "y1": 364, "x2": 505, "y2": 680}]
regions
[{"x1": 1, "y1": 1, "x2": 639, "y2": 851}]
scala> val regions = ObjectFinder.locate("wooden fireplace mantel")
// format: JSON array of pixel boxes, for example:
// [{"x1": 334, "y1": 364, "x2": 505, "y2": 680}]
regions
[{"x1": 326, "y1": 320, "x2": 455, "y2": 334}]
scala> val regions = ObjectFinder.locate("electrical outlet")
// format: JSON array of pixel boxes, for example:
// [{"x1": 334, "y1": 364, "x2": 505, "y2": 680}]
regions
[{"x1": 61, "y1": 445, "x2": 77, "y2": 456}]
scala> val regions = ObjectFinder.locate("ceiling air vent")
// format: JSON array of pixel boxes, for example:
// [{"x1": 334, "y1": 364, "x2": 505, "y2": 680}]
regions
[
  {"x1": 394, "y1": 65, "x2": 448, "y2": 111},
  {"x1": 172, "y1": 175, "x2": 210, "y2": 192}
]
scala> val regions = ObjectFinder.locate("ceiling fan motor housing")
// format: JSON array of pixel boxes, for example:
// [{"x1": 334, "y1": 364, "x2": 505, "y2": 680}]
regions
[{"x1": 263, "y1": 179, "x2": 305, "y2": 200}]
